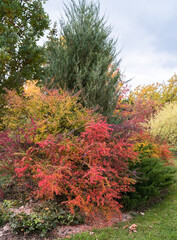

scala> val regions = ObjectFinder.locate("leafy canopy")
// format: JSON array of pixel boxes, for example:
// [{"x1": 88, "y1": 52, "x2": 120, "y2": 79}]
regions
[
  {"x1": 129, "y1": 73, "x2": 177, "y2": 104},
  {"x1": 0, "y1": 0, "x2": 49, "y2": 93}
]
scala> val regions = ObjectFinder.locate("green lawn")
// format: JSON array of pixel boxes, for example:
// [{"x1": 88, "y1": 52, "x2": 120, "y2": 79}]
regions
[{"x1": 63, "y1": 154, "x2": 177, "y2": 240}]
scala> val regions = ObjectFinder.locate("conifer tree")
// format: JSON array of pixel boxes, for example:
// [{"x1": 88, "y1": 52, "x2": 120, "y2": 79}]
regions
[{"x1": 44, "y1": 0, "x2": 121, "y2": 116}]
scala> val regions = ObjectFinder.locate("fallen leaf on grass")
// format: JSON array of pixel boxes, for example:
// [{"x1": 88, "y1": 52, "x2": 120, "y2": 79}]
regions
[
  {"x1": 123, "y1": 225, "x2": 129, "y2": 229},
  {"x1": 129, "y1": 224, "x2": 138, "y2": 233}
]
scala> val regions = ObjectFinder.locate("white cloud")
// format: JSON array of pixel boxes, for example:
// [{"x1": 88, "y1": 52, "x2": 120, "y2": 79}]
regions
[
  {"x1": 122, "y1": 47, "x2": 177, "y2": 88},
  {"x1": 44, "y1": 0, "x2": 64, "y2": 25},
  {"x1": 103, "y1": 0, "x2": 177, "y2": 88}
]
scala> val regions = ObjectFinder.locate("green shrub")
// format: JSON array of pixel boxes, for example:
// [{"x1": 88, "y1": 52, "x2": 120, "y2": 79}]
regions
[
  {"x1": 122, "y1": 157, "x2": 176, "y2": 210},
  {"x1": 121, "y1": 133, "x2": 176, "y2": 210},
  {"x1": 170, "y1": 147, "x2": 177, "y2": 156},
  {"x1": 0, "y1": 201, "x2": 14, "y2": 226},
  {"x1": 9, "y1": 212, "x2": 57, "y2": 237},
  {"x1": 0, "y1": 200, "x2": 84, "y2": 237},
  {"x1": 9, "y1": 204, "x2": 83, "y2": 237}
]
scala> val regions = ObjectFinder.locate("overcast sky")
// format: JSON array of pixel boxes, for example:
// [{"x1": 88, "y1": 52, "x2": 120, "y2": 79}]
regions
[{"x1": 42, "y1": 0, "x2": 177, "y2": 88}]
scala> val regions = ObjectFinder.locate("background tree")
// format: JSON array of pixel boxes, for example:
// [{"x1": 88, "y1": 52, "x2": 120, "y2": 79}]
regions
[
  {"x1": 129, "y1": 73, "x2": 177, "y2": 104},
  {"x1": 161, "y1": 73, "x2": 177, "y2": 103},
  {"x1": 44, "y1": 0, "x2": 121, "y2": 116},
  {"x1": 0, "y1": 0, "x2": 49, "y2": 94}
]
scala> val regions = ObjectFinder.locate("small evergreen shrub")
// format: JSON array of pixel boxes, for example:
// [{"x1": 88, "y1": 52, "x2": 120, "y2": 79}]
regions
[
  {"x1": 122, "y1": 140, "x2": 176, "y2": 210},
  {"x1": 122, "y1": 157, "x2": 176, "y2": 210}
]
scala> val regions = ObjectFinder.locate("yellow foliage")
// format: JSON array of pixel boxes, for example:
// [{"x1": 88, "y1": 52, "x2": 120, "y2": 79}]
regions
[
  {"x1": 134, "y1": 141, "x2": 159, "y2": 159},
  {"x1": 129, "y1": 83, "x2": 162, "y2": 103},
  {"x1": 2, "y1": 81, "x2": 99, "y2": 142},
  {"x1": 60, "y1": 36, "x2": 66, "y2": 46},
  {"x1": 161, "y1": 73, "x2": 177, "y2": 103},
  {"x1": 129, "y1": 73, "x2": 177, "y2": 104},
  {"x1": 24, "y1": 80, "x2": 42, "y2": 97},
  {"x1": 148, "y1": 101, "x2": 177, "y2": 145}
]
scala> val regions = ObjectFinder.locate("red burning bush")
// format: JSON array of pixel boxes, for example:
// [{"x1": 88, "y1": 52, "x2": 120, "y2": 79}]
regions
[{"x1": 11, "y1": 120, "x2": 137, "y2": 217}]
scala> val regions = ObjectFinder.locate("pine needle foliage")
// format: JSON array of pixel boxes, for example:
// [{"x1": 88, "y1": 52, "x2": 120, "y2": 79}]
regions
[{"x1": 44, "y1": 0, "x2": 121, "y2": 116}]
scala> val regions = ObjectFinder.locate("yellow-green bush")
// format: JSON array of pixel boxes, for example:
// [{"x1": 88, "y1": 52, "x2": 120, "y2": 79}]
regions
[
  {"x1": 2, "y1": 81, "x2": 98, "y2": 142},
  {"x1": 148, "y1": 101, "x2": 177, "y2": 145}
]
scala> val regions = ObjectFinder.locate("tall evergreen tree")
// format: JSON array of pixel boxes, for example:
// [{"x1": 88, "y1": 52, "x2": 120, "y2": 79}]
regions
[
  {"x1": 44, "y1": 0, "x2": 122, "y2": 116},
  {"x1": 0, "y1": 0, "x2": 49, "y2": 94}
]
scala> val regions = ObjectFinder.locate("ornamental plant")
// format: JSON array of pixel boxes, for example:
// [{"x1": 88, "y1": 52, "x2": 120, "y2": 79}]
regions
[
  {"x1": 112, "y1": 89, "x2": 175, "y2": 210},
  {"x1": 11, "y1": 120, "x2": 137, "y2": 217},
  {"x1": 148, "y1": 101, "x2": 177, "y2": 146},
  {"x1": 112, "y1": 85, "x2": 172, "y2": 162},
  {"x1": 1, "y1": 81, "x2": 97, "y2": 142},
  {"x1": 112, "y1": 92, "x2": 161, "y2": 140},
  {"x1": 122, "y1": 132, "x2": 175, "y2": 210},
  {"x1": 0, "y1": 82, "x2": 99, "y2": 198},
  {"x1": 129, "y1": 83, "x2": 162, "y2": 103},
  {"x1": 122, "y1": 156, "x2": 176, "y2": 210},
  {"x1": 161, "y1": 73, "x2": 177, "y2": 103}
]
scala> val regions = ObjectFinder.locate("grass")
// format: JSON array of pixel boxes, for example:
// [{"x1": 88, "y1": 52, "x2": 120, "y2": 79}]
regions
[{"x1": 63, "y1": 153, "x2": 177, "y2": 240}]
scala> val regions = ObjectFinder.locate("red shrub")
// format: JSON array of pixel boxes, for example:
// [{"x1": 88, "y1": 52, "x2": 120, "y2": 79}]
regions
[
  {"x1": 112, "y1": 91, "x2": 172, "y2": 165},
  {"x1": 0, "y1": 131, "x2": 20, "y2": 175},
  {"x1": 13, "y1": 120, "x2": 137, "y2": 217}
]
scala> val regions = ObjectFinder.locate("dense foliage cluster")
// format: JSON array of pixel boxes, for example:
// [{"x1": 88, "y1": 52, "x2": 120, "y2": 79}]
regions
[
  {"x1": 0, "y1": 0, "x2": 49, "y2": 94},
  {"x1": 128, "y1": 73, "x2": 177, "y2": 146},
  {"x1": 1, "y1": 119, "x2": 137, "y2": 217},
  {"x1": 148, "y1": 101, "x2": 177, "y2": 145},
  {"x1": 1, "y1": 81, "x2": 97, "y2": 140},
  {"x1": 0, "y1": 83, "x2": 137, "y2": 218}
]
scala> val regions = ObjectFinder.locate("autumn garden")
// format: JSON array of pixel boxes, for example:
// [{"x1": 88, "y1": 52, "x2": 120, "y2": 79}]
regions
[{"x1": 0, "y1": 0, "x2": 177, "y2": 239}]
